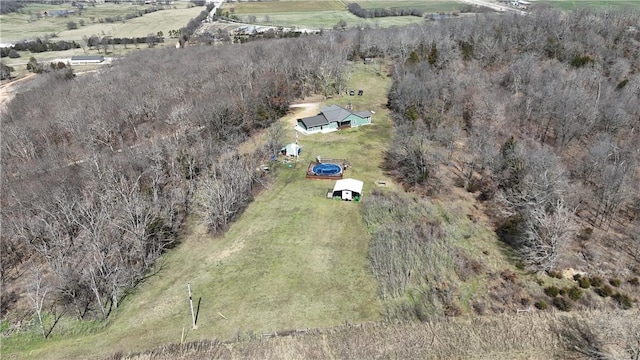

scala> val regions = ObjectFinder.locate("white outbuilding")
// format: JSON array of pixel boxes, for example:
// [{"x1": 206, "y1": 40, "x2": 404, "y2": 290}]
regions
[
  {"x1": 70, "y1": 55, "x2": 104, "y2": 65},
  {"x1": 331, "y1": 178, "x2": 364, "y2": 201},
  {"x1": 281, "y1": 143, "x2": 301, "y2": 157}
]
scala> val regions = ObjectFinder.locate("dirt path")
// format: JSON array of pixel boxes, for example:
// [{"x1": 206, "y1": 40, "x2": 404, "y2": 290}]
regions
[{"x1": 0, "y1": 73, "x2": 36, "y2": 110}]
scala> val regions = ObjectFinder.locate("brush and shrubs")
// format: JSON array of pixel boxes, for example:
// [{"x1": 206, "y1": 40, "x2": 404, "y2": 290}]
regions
[
  {"x1": 544, "y1": 286, "x2": 560, "y2": 297},
  {"x1": 594, "y1": 285, "x2": 614, "y2": 298},
  {"x1": 612, "y1": 293, "x2": 633, "y2": 309},
  {"x1": 590, "y1": 276, "x2": 605, "y2": 288},
  {"x1": 559, "y1": 288, "x2": 567, "y2": 296},
  {"x1": 567, "y1": 286, "x2": 583, "y2": 301},
  {"x1": 576, "y1": 276, "x2": 591, "y2": 289},
  {"x1": 548, "y1": 270, "x2": 563, "y2": 279},
  {"x1": 552, "y1": 297, "x2": 572, "y2": 311},
  {"x1": 534, "y1": 301, "x2": 548, "y2": 310}
]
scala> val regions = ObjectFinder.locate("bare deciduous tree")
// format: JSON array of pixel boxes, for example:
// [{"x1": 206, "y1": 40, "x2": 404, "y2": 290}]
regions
[
  {"x1": 26, "y1": 266, "x2": 64, "y2": 338},
  {"x1": 521, "y1": 200, "x2": 575, "y2": 271}
]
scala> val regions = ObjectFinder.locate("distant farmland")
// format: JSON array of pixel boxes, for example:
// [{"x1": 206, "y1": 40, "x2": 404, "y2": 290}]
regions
[
  {"x1": 537, "y1": 0, "x2": 640, "y2": 10},
  {"x1": 223, "y1": 0, "x2": 465, "y2": 29},
  {"x1": 0, "y1": 2, "x2": 205, "y2": 43}
]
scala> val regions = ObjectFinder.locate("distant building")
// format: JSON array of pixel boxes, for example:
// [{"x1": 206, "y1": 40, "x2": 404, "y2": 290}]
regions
[
  {"x1": 70, "y1": 55, "x2": 104, "y2": 65},
  {"x1": 45, "y1": 9, "x2": 76, "y2": 17}
]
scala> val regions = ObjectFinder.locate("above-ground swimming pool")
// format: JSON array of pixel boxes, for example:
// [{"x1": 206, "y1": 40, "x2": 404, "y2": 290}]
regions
[{"x1": 312, "y1": 163, "x2": 342, "y2": 176}]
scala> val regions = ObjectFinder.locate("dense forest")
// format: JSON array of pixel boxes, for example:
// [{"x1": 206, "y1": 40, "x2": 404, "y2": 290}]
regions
[
  {"x1": 369, "y1": 8, "x2": 640, "y2": 318},
  {"x1": 381, "y1": 8, "x2": 640, "y2": 271},
  {"x1": 1, "y1": 6, "x2": 639, "y2": 351}
]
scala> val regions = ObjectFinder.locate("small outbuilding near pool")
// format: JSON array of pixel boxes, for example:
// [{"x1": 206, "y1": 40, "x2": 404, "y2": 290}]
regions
[
  {"x1": 331, "y1": 178, "x2": 364, "y2": 201},
  {"x1": 281, "y1": 143, "x2": 301, "y2": 157}
]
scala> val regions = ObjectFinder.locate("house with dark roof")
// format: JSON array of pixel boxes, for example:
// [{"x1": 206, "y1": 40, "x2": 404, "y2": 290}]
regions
[{"x1": 296, "y1": 105, "x2": 372, "y2": 134}]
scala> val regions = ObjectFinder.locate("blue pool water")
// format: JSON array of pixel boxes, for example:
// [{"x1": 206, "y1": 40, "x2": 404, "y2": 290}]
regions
[{"x1": 313, "y1": 163, "x2": 342, "y2": 176}]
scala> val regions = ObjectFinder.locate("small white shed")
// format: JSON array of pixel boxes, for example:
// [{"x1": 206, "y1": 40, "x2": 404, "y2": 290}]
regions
[
  {"x1": 332, "y1": 178, "x2": 364, "y2": 201},
  {"x1": 281, "y1": 143, "x2": 301, "y2": 157}
]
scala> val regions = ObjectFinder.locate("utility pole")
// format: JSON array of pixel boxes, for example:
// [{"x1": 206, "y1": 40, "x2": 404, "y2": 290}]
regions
[{"x1": 187, "y1": 283, "x2": 197, "y2": 329}]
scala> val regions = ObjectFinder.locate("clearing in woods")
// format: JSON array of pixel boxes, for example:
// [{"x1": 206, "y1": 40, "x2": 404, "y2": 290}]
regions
[{"x1": 5, "y1": 62, "x2": 393, "y2": 359}]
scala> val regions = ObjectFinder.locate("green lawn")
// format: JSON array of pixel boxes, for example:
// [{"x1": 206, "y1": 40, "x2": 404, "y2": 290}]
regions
[
  {"x1": 2, "y1": 62, "x2": 394, "y2": 359},
  {"x1": 0, "y1": 3, "x2": 204, "y2": 43}
]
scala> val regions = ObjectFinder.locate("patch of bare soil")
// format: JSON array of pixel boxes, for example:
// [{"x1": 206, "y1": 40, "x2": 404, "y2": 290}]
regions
[{"x1": 287, "y1": 100, "x2": 322, "y2": 127}]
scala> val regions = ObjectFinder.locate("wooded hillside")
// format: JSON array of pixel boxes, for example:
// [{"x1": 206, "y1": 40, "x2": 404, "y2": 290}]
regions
[{"x1": 382, "y1": 8, "x2": 640, "y2": 273}]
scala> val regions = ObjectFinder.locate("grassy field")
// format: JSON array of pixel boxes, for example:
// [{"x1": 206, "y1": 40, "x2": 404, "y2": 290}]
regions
[
  {"x1": 538, "y1": 0, "x2": 640, "y2": 10},
  {"x1": 225, "y1": 0, "x2": 463, "y2": 29},
  {"x1": 0, "y1": 2, "x2": 204, "y2": 43},
  {"x1": 356, "y1": 0, "x2": 466, "y2": 11},
  {"x1": 226, "y1": 0, "x2": 346, "y2": 13},
  {"x1": 242, "y1": 11, "x2": 427, "y2": 29},
  {"x1": 2, "y1": 62, "x2": 396, "y2": 359}
]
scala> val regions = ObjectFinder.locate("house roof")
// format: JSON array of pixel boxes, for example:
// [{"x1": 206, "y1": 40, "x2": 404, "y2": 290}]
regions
[
  {"x1": 354, "y1": 111, "x2": 372, "y2": 118},
  {"x1": 333, "y1": 178, "x2": 364, "y2": 194},
  {"x1": 320, "y1": 105, "x2": 353, "y2": 123},
  {"x1": 298, "y1": 105, "x2": 371, "y2": 129},
  {"x1": 299, "y1": 115, "x2": 329, "y2": 128}
]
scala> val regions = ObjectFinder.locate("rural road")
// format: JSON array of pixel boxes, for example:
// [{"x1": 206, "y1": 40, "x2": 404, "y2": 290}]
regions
[
  {"x1": 207, "y1": 0, "x2": 226, "y2": 21},
  {"x1": 456, "y1": 0, "x2": 527, "y2": 15}
]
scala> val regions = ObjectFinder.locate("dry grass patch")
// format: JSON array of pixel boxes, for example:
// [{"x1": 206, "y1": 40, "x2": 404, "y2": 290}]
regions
[{"x1": 122, "y1": 309, "x2": 640, "y2": 360}]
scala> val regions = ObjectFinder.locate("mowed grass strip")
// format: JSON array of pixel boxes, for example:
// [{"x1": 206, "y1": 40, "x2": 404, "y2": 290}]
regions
[
  {"x1": 7, "y1": 63, "x2": 391, "y2": 359},
  {"x1": 0, "y1": 3, "x2": 203, "y2": 42}
]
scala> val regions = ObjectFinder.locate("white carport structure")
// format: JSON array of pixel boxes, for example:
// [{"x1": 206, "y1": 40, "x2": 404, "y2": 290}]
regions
[{"x1": 332, "y1": 178, "x2": 364, "y2": 201}]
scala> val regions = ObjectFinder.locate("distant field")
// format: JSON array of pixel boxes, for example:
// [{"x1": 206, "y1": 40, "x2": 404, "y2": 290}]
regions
[
  {"x1": 238, "y1": 10, "x2": 427, "y2": 29},
  {"x1": 227, "y1": 0, "x2": 345, "y2": 13},
  {"x1": 0, "y1": 2, "x2": 204, "y2": 43},
  {"x1": 357, "y1": 0, "x2": 465, "y2": 11},
  {"x1": 539, "y1": 0, "x2": 640, "y2": 10},
  {"x1": 225, "y1": 0, "x2": 464, "y2": 29}
]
